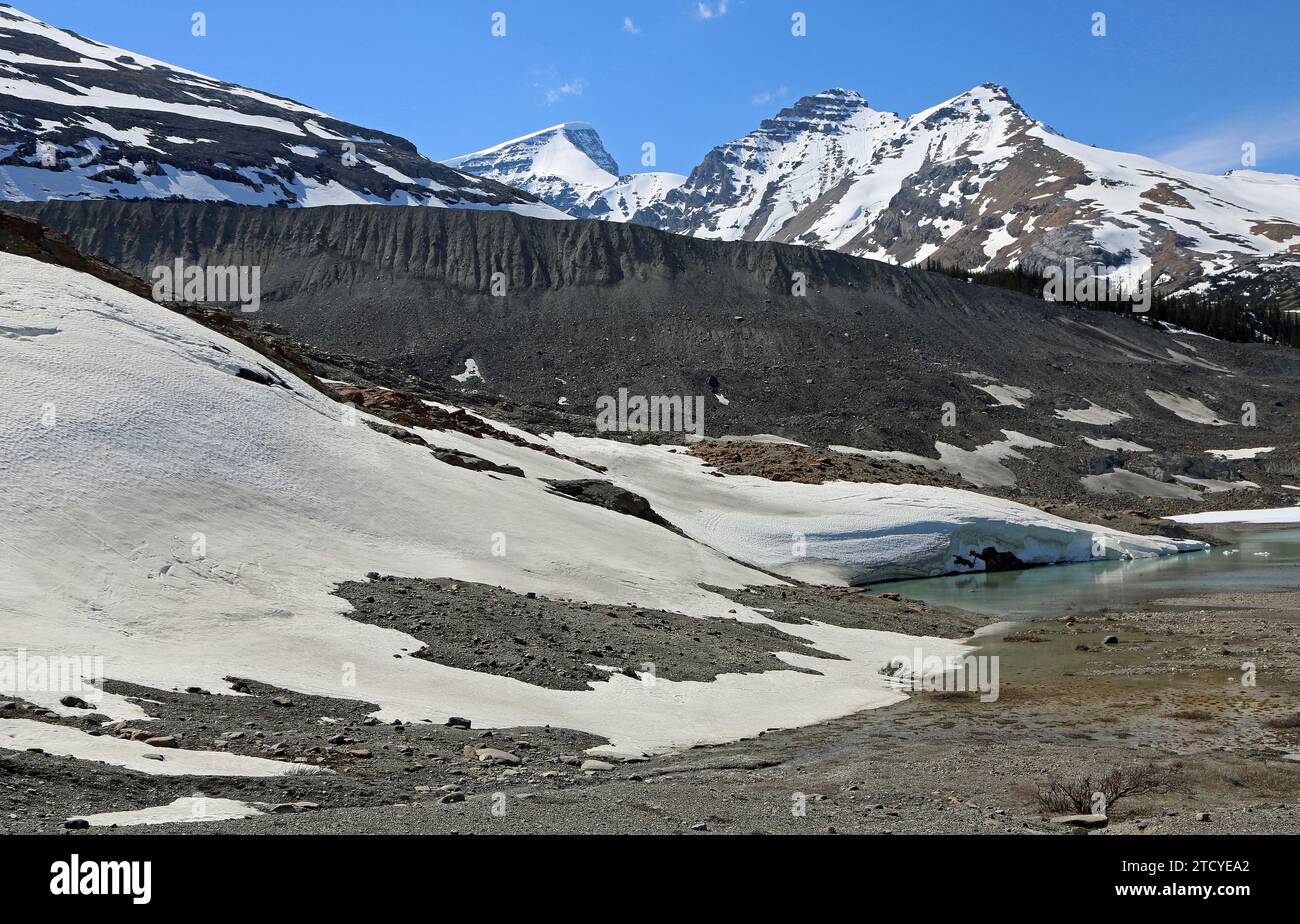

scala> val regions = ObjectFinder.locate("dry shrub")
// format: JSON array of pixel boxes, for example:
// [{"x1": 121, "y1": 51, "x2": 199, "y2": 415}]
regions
[
  {"x1": 1262, "y1": 714, "x2": 1300, "y2": 730},
  {"x1": 1035, "y1": 763, "x2": 1183, "y2": 815}
]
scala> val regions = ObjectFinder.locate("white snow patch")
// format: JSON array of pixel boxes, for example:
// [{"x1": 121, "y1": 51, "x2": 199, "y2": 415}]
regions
[
  {"x1": 973, "y1": 382, "x2": 1032, "y2": 408},
  {"x1": 832, "y1": 430, "x2": 1054, "y2": 489},
  {"x1": 0, "y1": 720, "x2": 316, "y2": 777},
  {"x1": 1206, "y1": 447, "x2": 1274, "y2": 460},
  {"x1": 451, "y1": 359, "x2": 482, "y2": 383},
  {"x1": 1080, "y1": 469, "x2": 1203, "y2": 501},
  {"x1": 1082, "y1": 437, "x2": 1152, "y2": 452},
  {"x1": 71, "y1": 797, "x2": 264, "y2": 827},
  {"x1": 1168, "y1": 506, "x2": 1300, "y2": 525},
  {"x1": 1145, "y1": 389, "x2": 1232, "y2": 426},
  {"x1": 1055, "y1": 402, "x2": 1131, "y2": 425},
  {"x1": 1172, "y1": 475, "x2": 1258, "y2": 494}
]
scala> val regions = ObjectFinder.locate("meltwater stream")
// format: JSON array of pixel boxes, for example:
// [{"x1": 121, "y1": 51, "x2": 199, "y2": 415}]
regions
[{"x1": 880, "y1": 526, "x2": 1300, "y2": 621}]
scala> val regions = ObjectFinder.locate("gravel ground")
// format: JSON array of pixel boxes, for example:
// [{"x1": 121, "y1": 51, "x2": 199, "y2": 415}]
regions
[
  {"x1": 333, "y1": 575, "x2": 843, "y2": 691},
  {"x1": 4, "y1": 587, "x2": 1299, "y2": 836}
]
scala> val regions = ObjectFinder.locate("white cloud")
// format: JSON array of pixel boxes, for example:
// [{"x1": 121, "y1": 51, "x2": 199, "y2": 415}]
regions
[
  {"x1": 1154, "y1": 109, "x2": 1300, "y2": 174},
  {"x1": 543, "y1": 77, "x2": 587, "y2": 106},
  {"x1": 752, "y1": 84, "x2": 788, "y2": 107},
  {"x1": 696, "y1": 1, "x2": 729, "y2": 20},
  {"x1": 532, "y1": 66, "x2": 588, "y2": 107},
  {"x1": 622, "y1": 16, "x2": 640, "y2": 34}
]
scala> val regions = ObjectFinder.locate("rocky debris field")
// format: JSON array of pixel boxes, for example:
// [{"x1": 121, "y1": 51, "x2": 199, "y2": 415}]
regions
[{"x1": 334, "y1": 575, "x2": 846, "y2": 691}]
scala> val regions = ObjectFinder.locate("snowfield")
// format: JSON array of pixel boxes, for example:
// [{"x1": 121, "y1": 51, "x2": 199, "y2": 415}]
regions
[
  {"x1": 0, "y1": 253, "x2": 1205, "y2": 757},
  {"x1": 543, "y1": 436, "x2": 1206, "y2": 585}
]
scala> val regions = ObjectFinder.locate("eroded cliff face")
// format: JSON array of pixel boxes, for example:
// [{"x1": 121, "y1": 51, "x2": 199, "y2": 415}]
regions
[{"x1": 10, "y1": 198, "x2": 1300, "y2": 512}]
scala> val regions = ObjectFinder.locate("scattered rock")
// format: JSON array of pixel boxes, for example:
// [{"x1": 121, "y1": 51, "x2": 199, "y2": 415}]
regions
[
  {"x1": 431, "y1": 448, "x2": 524, "y2": 477},
  {"x1": 544, "y1": 479, "x2": 676, "y2": 531},
  {"x1": 145, "y1": 735, "x2": 178, "y2": 748},
  {"x1": 446, "y1": 716, "x2": 472, "y2": 729},
  {"x1": 1103, "y1": 635, "x2": 1119, "y2": 645},
  {"x1": 58, "y1": 695, "x2": 90, "y2": 709},
  {"x1": 1051, "y1": 814, "x2": 1108, "y2": 829},
  {"x1": 63, "y1": 819, "x2": 90, "y2": 830},
  {"x1": 581, "y1": 759, "x2": 614, "y2": 772},
  {"x1": 476, "y1": 748, "x2": 522, "y2": 766}
]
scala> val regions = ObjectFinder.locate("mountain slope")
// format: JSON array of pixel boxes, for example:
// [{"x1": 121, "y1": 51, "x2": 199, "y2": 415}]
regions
[
  {"x1": 635, "y1": 88, "x2": 902, "y2": 242},
  {"x1": 458, "y1": 85, "x2": 1300, "y2": 297},
  {"x1": 18, "y1": 198, "x2": 1300, "y2": 516},
  {"x1": 0, "y1": 5, "x2": 560, "y2": 214},
  {"x1": 663, "y1": 84, "x2": 1300, "y2": 297}
]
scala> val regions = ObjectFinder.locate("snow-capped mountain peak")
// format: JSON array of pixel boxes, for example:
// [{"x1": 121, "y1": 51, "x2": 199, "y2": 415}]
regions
[
  {"x1": 443, "y1": 121, "x2": 622, "y2": 213},
  {"x1": 760, "y1": 88, "x2": 878, "y2": 132},
  {"x1": 444, "y1": 119, "x2": 687, "y2": 222},
  {"x1": 0, "y1": 5, "x2": 562, "y2": 215},
  {"x1": 631, "y1": 88, "x2": 904, "y2": 241}
]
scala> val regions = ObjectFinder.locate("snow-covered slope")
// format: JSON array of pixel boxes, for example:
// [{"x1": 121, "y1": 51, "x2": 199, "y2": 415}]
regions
[
  {"x1": 445, "y1": 121, "x2": 685, "y2": 221},
  {"x1": 444, "y1": 122, "x2": 619, "y2": 213},
  {"x1": 0, "y1": 250, "x2": 1206, "y2": 755},
  {"x1": 459, "y1": 84, "x2": 1300, "y2": 296},
  {"x1": 589, "y1": 169, "x2": 687, "y2": 222},
  {"x1": 0, "y1": 5, "x2": 561, "y2": 214},
  {"x1": 637, "y1": 89, "x2": 903, "y2": 242}
]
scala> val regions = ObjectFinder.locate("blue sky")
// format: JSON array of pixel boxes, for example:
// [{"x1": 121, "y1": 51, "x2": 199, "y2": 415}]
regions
[{"x1": 18, "y1": 0, "x2": 1300, "y2": 176}]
